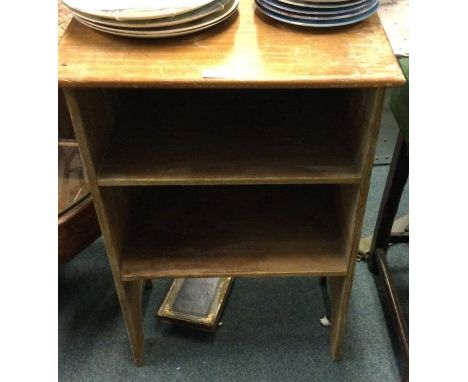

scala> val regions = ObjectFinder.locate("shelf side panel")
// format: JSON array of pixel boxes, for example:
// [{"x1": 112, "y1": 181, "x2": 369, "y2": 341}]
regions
[
  {"x1": 63, "y1": 88, "x2": 145, "y2": 365},
  {"x1": 328, "y1": 88, "x2": 386, "y2": 360}
]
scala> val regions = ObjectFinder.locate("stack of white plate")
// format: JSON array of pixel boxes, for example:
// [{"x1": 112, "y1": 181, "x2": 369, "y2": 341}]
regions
[
  {"x1": 63, "y1": 0, "x2": 239, "y2": 38},
  {"x1": 255, "y1": 0, "x2": 379, "y2": 27}
]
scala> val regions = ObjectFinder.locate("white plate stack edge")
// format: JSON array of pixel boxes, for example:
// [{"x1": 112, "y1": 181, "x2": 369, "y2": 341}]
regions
[{"x1": 63, "y1": 0, "x2": 239, "y2": 37}]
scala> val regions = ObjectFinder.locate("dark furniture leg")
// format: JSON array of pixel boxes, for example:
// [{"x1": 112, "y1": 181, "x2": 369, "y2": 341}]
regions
[
  {"x1": 389, "y1": 232, "x2": 409, "y2": 244},
  {"x1": 368, "y1": 133, "x2": 408, "y2": 273},
  {"x1": 375, "y1": 248, "x2": 409, "y2": 381},
  {"x1": 367, "y1": 131, "x2": 409, "y2": 380}
]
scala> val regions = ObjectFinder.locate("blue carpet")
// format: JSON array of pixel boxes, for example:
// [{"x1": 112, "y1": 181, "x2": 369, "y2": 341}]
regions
[{"x1": 58, "y1": 166, "x2": 409, "y2": 381}]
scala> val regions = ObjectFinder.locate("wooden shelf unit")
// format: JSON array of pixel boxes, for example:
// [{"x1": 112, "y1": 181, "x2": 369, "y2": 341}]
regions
[{"x1": 60, "y1": 0, "x2": 404, "y2": 366}]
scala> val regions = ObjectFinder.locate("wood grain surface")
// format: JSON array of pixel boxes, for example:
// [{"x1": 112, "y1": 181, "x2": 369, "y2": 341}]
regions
[
  {"x1": 64, "y1": 88, "x2": 145, "y2": 365},
  {"x1": 327, "y1": 88, "x2": 385, "y2": 360},
  {"x1": 120, "y1": 185, "x2": 349, "y2": 280},
  {"x1": 60, "y1": 6, "x2": 400, "y2": 361},
  {"x1": 58, "y1": 1, "x2": 404, "y2": 88},
  {"x1": 97, "y1": 89, "x2": 362, "y2": 186}
]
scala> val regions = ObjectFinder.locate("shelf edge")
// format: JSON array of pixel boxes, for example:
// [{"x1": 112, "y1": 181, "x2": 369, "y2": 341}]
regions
[
  {"x1": 97, "y1": 176, "x2": 362, "y2": 187},
  {"x1": 121, "y1": 269, "x2": 348, "y2": 281}
]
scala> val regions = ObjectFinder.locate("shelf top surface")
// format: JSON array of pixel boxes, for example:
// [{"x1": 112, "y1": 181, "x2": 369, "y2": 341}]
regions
[{"x1": 58, "y1": 1, "x2": 405, "y2": 88}]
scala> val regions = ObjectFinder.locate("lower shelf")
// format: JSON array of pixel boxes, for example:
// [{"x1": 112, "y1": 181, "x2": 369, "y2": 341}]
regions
[{"x1": 119, "y1": 185, "x2": 350, "y2": 280}]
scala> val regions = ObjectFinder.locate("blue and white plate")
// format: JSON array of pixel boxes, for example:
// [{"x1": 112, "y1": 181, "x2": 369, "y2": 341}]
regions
[
  {"x1": 255, "y1": 0, "x2": 379, "y2": 27},
  {"x1": 261, "y1": 0, "x2": 374, "y2": 15},
  {"x1": 259, "y1": 0, "x2": 378, "y2": 19},
  {"x1": 279, "y1": 0, "x2": 370, "y2": 9}
]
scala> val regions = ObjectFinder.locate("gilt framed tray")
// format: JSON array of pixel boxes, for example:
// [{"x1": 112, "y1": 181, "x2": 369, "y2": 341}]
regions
[{"x1": 156, "y1": 277, "x2": 233, "y2": 332}]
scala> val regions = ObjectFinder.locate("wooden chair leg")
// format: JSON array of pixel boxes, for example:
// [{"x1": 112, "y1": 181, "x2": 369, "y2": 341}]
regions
[
  {"x1": 375, "y1": 249, "x2": 409, "y2": 373},
  {"x1": 367, "y1": 131, "x2": 409, "y2": 378},
  {"x1": 389, "y1": 232, "x2": 409, "y2": 244},
  {"x1": 368, "y1": 132, "x2": 408, "y2": 274}
]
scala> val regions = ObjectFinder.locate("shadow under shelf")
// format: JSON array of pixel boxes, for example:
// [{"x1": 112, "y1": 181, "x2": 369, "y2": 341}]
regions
[{"x1": 114, "y1": 184, "x2": 352, "y2": 280}]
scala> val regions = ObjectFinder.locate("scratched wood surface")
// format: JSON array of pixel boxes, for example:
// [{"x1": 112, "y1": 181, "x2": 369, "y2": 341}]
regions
[{"x1": 58, "y1": 0, "x2": 404, "y2": 88}]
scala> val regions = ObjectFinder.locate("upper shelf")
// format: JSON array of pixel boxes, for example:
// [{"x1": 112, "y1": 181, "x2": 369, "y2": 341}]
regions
[
  {"x1": 58, "y1": 1, "x2": 405, "y2": 88},
  {"x1": 97, "y1": 89, "x2": 362, "y2": 186}
]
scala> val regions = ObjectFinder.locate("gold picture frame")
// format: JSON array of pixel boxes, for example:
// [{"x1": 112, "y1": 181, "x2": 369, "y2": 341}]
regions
[{"x1": 156, "y1": 277, "x2": 233, "y2": 332}]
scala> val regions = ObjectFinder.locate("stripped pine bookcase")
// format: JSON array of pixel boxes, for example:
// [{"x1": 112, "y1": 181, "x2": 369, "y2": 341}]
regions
[{"x1": 59, "y1": 0, "x2": 404, "y2": 365}]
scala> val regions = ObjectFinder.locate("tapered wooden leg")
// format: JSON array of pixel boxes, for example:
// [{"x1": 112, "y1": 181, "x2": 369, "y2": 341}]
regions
[
  {"x1": 327, "y1": 275, "x2": 354, "y2": 360},
  {"x1": 64, "y1": 88, "x2": 146, "y2": 366},
  {"x1": 324, "y1": 88, "x2": 385, "y2": 361},
  {"x1": 116, "y1": 278, "x2": 145, "y2": 366}
]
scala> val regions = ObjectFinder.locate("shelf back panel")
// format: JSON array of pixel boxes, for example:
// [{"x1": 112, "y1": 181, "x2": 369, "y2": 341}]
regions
[
  {"x1": 119, "y1": 184, "x2": 351, "y2": 280},
  {"x1": 98, "y1": 89, "x2": 366, "y2": 186}
]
